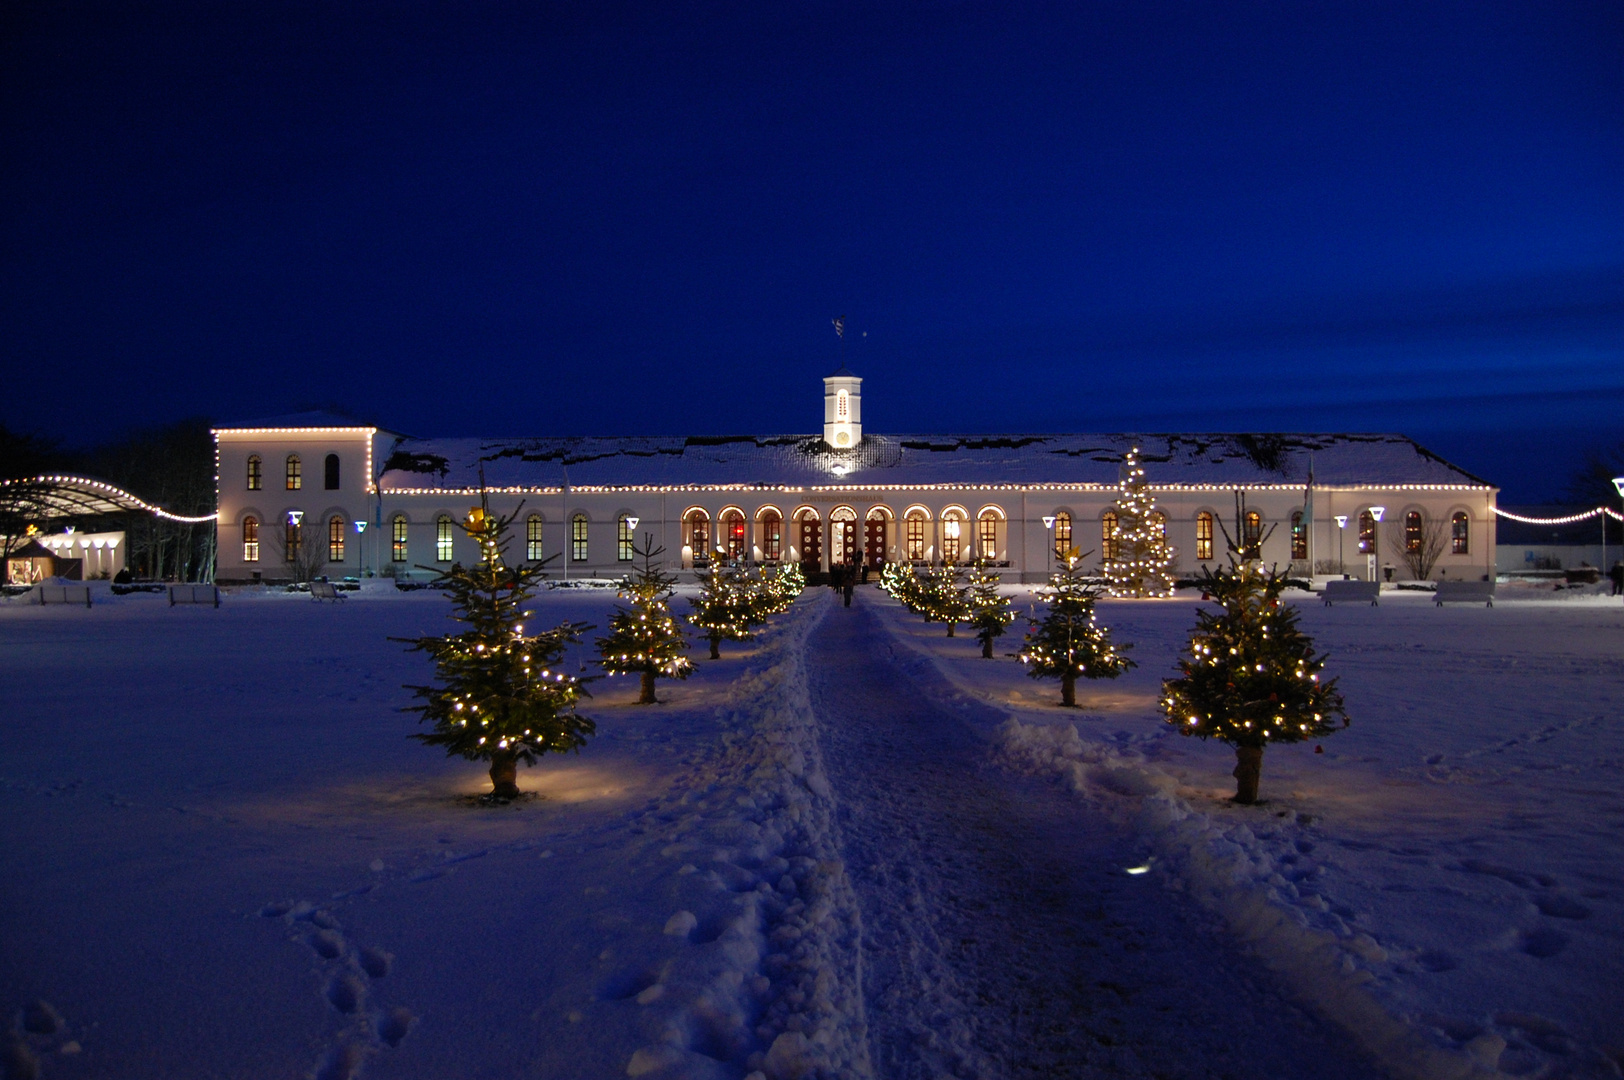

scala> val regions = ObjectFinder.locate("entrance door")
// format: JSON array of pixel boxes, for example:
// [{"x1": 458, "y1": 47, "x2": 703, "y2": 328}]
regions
[
  {"x1": 834, "y1": 520, "x2": 858, "y2": 566},
  {"x1": 799, "y1": 518, "x2": 821, "y2": 569},
  {"x1": 864, "y1": 520, "x2": 886, "y2": 567}
]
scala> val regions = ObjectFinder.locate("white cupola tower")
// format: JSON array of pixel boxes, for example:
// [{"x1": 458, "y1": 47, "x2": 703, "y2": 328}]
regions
[{"x1": 823, "y1": 367, "x2": 862, "y2": 448}]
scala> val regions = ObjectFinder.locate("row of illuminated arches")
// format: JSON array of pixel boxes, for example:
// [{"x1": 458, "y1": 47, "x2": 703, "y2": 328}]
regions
[
  {"x1": 243, "y1": 453, "x2": 342, "y2": 492},
  {"x1": 235, "y1": 504, "x2": 1475, "y2": 567}
]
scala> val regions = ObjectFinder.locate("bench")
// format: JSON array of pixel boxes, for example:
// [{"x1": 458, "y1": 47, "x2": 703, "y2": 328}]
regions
[
  {"x1": 36, "y1": 584, "x2": 92, "y2": 608},
  {"x1": 1434, "y1": 580, "x2": 1495, "y2": 607},
  {"x1": 169, "y1": 584, "x2": 220, "y2": 608},
  {"x1": 310, "y1": 581, "x2": 347, "y2": 602},
  {"x1": 1322, "y1": 580, "x2": 1380, "y2": 606}
]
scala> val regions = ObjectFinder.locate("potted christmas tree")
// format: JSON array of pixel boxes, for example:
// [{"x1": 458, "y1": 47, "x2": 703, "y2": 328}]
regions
[
  {"x1": 1017, "y1": 548, "x2": 1133, "y2": 705},
  {"x1": 596, "y1": 536, "x2": 695, "y2": 703}
]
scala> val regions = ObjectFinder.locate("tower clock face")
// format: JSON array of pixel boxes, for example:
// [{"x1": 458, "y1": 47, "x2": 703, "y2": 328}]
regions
[{"x1": 835, "y1": 430, "x2": 851, "y2": 447}]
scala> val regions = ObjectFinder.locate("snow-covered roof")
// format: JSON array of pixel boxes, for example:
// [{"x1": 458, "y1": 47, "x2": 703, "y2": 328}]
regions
[
  {"x1": 214, "y1": 410, "x2": 382, "y2": 431},
  {"x1": 376, "y1": 432, "x2": 1491, "y2": 492}
]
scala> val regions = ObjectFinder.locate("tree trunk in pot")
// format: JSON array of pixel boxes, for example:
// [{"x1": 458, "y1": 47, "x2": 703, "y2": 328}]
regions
[
  {"x1": 639, "y1": 670, "x2": 658, "y2": 704},
  {"x1": 1232, "y1": 745, "x2": 1264, "y2": 804},
  {"x1": 488, "y1": 752, "x2": 520, "y2": 800}
]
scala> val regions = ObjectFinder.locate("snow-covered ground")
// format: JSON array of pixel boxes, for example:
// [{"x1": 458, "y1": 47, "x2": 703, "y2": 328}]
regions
[
  {"x1": 1, "y1": 579, "x2": 1620, "y2": 1079},
  {"x1": 874, "y1": 583, "x2": 1624, "y2": 1079}
]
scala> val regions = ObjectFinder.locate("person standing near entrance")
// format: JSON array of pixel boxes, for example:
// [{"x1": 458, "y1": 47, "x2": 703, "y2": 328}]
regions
[
  {"x1": 843, "y1": 564, "x2": 854, "y2": 607},
  {"x1": 1610, "y1": 561, "x2": 1623, "y2": 596}
]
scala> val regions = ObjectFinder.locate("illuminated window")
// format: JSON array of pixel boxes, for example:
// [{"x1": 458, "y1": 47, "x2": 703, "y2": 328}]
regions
[
  {"x1": 837, "y1": 389, "x2": 849, "y2": 419},
  {"x1": 392, "y1": 516, "x2": 408, "y2": 562},
  {"x1": 1053, "y1": 511, "x2": 1071, "y2": 557},
  {"x1": 1405, "y1": 510, "x2": 1424, "y2": 553},
  {"x1": 527, "y1": 515, "x2": 544, "y2": 561},
  {"x1": 978, "y1": 510, "x2": 1000, "y2": 560},
  {"x1": 1451, "y1": 511, "x2": 1469, "y2": 555},
  {"x1": 686, "y1": 510, "x2": 710, "y2": 558},
  {"x1": 1244, "y1": 511, "x2": 1262, "y2": 556},
  {"x1": 941, "y1": 510, "x2": 965, "y2": 563},
  {"x1": 905, "y1": 510, "x2": 927, "y2": 561},
  {"x1": 1358, "y1": 510, "x2": 1376, "y2": 554},
  {"x1": 1290, "y1": 511, "x2": 1307, "y2": 560},
  {"x1": 246, "y1": 455, "x2": 261, "y2": 491},
  {"x1": 329, "y1": 516, "x2": 346, "y2": 562},
  {"x1": 722, "y1": 510, "x2": 746, "y2": 560},
  {"x1": 1149, "y1": 511, "x2": 1166, "y2": 542},
  {"x1": 618, "y1": 515, "x2": 634, "y2": 561},
  {"x1": 436, "y1": 516, "x2": 454, "y2": 562},
  {"x1": 1102, "y1": 511, "x2": 1119, "y2": 560},
  {"x1": 760, "y1": 510, "x2": 782, "y2": 560},
  {"x1": 285, "y1": 520, "x2": 301, "y2": 563},
  {"x1": 285, "y1": 454, "x2": 302, "y2": 491},
  {"x1": 242, "y1": 516, "x2": 260, "y2": 562},
  {"x1": 572, "y1": 513, "x2": 588, "y2": 562},
  {"x1": 324, "y1": 454, "x2": 340, "y2": 490},
  {"x1": 1196, "y1": 511, "x2": 1214, "y2": 560}
]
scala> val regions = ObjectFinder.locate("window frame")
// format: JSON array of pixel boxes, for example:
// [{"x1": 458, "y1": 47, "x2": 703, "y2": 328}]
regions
[
  {"x1": 1101, "y1": 511, "x2": 1119, "y2": 561},
  {"x1": 1053, "y1": 511, "x2": 1072, "y2": 557},
  {"x1": 1404, "y1": 510, "x2": 1424, "y2": 553},
  {"x1": 285, "y1": 520, "x2": 302, "y2": 563},
  {"x1": 1196, "y1": 511, "x2": 1214, "y2": 561},
  {"x1": 1451, "y1": 511, "x2": 1469, "y2": 555},
  {"x1": 285, "y1": 454, "x2": 302, "y2": 491},
  {"x1": 571, "y1": 513, "x2": 588, "y2": 562},
  {"x1": 243, "y1": 516, "x2": 260, "y2": 562},
  {"x1": 329, "y1": 516, "x2": 345, "y2": 563},
  {"x1": 618, "y1": 515, "x2": 634, "y2": 562},
  {"x1": 246, "y1": 455, "x2": 262, "y2": 491},
  {"x1": 436, "y1": 515, "x2": 454, "y2": 563},
  {"x1": 940, "y1": 510, "x2": 965, "y2": 564},
  {"x1": 904, "y1": 511, "x2": 927, "y2": 561},
  {"x1": 1358, "y1": 510, "x2": 1376, "y2": 554},
  {"x1": 685, "y1": 511, "x2": 710, "y2": 559},
  {"x1": 527, "y1": 515, "x2": 545, "y2": 561},
  {"x1": 760, "y1": 510, "x2": 782, "y2": 561},
  {"x1": 391, "y1": 515, "x2": 408, "y2": 562},
  {"x1": 1290, "y1": 511, "x2": 1307, "y2": 560}
]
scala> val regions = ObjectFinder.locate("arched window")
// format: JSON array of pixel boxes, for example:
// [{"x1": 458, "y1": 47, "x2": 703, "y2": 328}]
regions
[
  {"x1": 246, "y1": 455, "x2": 262, "y2": 491},
  {"x1": 759, "y1": 509, "x2": 783, "y2": 561},
  {"x1": 1244, "y1": 511, "x2": 1262, "y2": 556},
  {"x1": 285, "y1": 519, "x2": 302, "y2": 563},
  {"x1": 391, "y1": 515, "x2": 408, "y2": 562},
  {"x1": 1290, "y1": 511, "x2": 1307, "y2": 560},
  {"x1": 1053, "y1": 511, "x2": 1071, "y2": 557},
  {"x1": 1358, "y1": 510, "x2": 1376, "y2": 554},
  {"x1": 242, "y1": 516, "x2": 260, "y2": 562},
  {"x1": 527, "y1": 515, "x2": 544, "y2": 561},
  {"x1": 685, "y1": 509, "x2": 710, "y2": 559},
  {"x1": 1451, "y1": 511, "x2": 1469, "y2": 555},
  {"x1": 905, "y1": 509, "x2": 928, "y2": 561},
  {"x1": 1405, "y1": 510, "x2": 1424, "y2": 553},
  {"x1": 572, "y1": 513, "x2": 588, "y2": 562},
  {"x1": 941, "y1": 509, "x2": 965, "y2": 563},
  {"x1": 436, "y1": 515, "x2": 454, "y2": 562},
  {"x1": 329, "y1": 516, "x2": 346, "y2": 562},
  {"x1": 1101, "y1": 511, "x2": 1119, "y2": 561},
  {"x1": 324, "y1": 454, "x2": 340, "y2": 490},
  {"x1": 618, "y1": 515, "x2": 635, "y2": 562},
  {"x1": 722, "y1": 509, "x2": 746, "y2": 560},
  {"x1": 1195, "y1": 511, "x2": 1214, "y2": 560},
  {"x1": 978, "y1": 509, "x2": 1000, "y2": 560},
  {"x1": 285, "y1": 454, "x2": 302, "y2": 491}
]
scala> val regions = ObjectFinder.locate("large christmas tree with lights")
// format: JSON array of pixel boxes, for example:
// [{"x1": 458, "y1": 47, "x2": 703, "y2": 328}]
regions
[
  {"x1": 1161, "y1": 552, "x2": 1349, "y2": 804},
  {"x1": 597, "y1": 537, "x2": 695, "y2": 703},
  {"x1": 1104, "y1": 445, "x2": 1176, "y2": 597},
  {"x1": 966, "y1": 559, "x2": 1014, "y2": 658},
  {"x1": 1018, "y1": 548, "x2": 1134, "y2": 706},
  {"x1": 397, "y1": 495, "x2": 594, "y2": 800}
]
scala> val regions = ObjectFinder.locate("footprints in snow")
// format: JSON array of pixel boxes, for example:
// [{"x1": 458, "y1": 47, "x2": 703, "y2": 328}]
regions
[
  {"x1": 1452, "y1": 858, "x2": 1591, "y2": 960},
  {"x1": 259, "y1": 899, "x2": 415, "y2": 1075}
]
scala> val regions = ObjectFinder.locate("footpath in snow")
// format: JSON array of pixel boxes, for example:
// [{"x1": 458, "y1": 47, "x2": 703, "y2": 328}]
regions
[
  {"x1": 806, "y1": 593, "x2": 1381, "y2": 1080},
  {"x1": 867, "y1": 584, "x2": 1624, "y2": 1080}
]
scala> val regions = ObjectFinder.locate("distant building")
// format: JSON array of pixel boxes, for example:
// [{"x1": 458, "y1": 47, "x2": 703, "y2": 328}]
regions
[
  {"x1": 211, "y1": 370, "x2": 1498, "y2": 585},
  {"x1": 1493, "y1": 507, "x2": 1618, "y2": 575},
  {"x1": 5, "y1": 530, "x2": 126, "y2": 584}
]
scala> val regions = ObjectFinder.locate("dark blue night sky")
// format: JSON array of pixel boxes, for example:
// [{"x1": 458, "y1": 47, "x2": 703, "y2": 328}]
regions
[{"x1": 4, "y1": 2, "x2": 1620, "y2": 499}]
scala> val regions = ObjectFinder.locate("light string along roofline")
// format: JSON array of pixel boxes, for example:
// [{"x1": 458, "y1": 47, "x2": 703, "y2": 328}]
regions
[{"x1": 1492, "y1": 506, "x2": 1624, "y2": 525}]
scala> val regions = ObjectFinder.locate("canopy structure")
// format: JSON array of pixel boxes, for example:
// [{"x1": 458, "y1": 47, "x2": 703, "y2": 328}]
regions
[{"x1": 0, "y1": 476, "x2": 218, "y2": 524}]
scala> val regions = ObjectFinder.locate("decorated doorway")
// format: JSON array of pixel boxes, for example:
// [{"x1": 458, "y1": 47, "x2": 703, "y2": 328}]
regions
[
  {"x1": 797, "y1": 513, "x2": 821, "y2": 570},
  {"x1": 830, "y1": 506, "x2": 858, "y2": 567}
]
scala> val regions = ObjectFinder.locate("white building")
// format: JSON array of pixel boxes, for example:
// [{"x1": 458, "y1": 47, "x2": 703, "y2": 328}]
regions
[{"x1": 211, "y1": 371, "x2": 1498, "y2": 585}]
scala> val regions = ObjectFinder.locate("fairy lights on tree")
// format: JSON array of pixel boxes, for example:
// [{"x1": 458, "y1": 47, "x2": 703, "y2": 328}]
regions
[
  {"x1": 1104, "y1": 445, "x2": 1175, "y2": 598},
  {"x1": 687, "y1": 551, "x2": 766, "y2": 659},
  {"x1": 966, "y1": 559, "x2": 1014, "y2": 658},
  {"x1": 1160, "y1": 503, "x2": 1348, "y2": 804},
  {"x1": 1017, "y1": 547, "x2": 1134, "y2": 706},
  {"x1": 396, "y1": 493, "x2": 594, "y2": 801},
  {"x1": 596, "y1": 536, "x2": 694, "y2": 703},
  {"x1": 914, "y1": 563, "x2": 971, "y2": 636}
]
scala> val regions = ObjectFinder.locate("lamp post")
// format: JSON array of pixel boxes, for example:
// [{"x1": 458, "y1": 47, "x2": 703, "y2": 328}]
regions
[
  {"x1": 1334, "y1": 515, "x2": 1347, "y2": 577},
  {"x1": 1612, "y1": 480, "x2": 1624, "y2": 592},
  {"x1": 1042, "y1": 515, "x2": 1055, "y2": 580},
  {"x1": 1367, "y1": 506, "x2": 1385, "y2": 584},
  {"x1": 355, "y1": 519, "x2": 367, "y2": 578}
]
